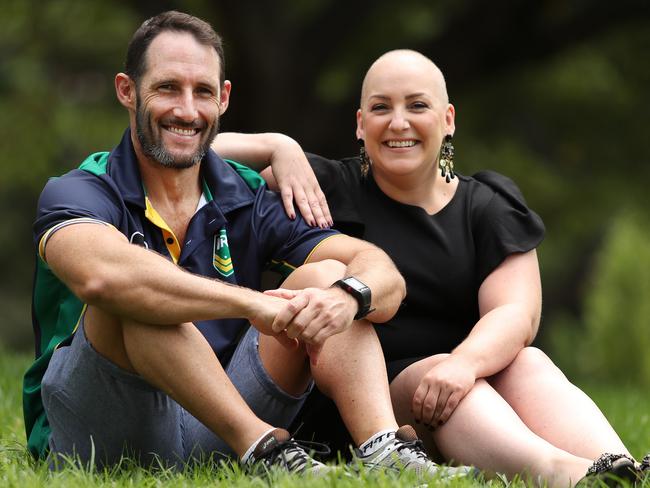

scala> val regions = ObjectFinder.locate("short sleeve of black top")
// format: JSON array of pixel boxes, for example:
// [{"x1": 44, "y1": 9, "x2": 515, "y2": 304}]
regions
[{"x1": 308, "y1": 153, "x2": 545, "y2": 378}]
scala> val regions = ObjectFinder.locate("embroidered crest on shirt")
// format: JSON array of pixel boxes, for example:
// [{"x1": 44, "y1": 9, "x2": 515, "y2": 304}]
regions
[{"x1": 213, "y1": 228, "x2": 234, "y2": 277}]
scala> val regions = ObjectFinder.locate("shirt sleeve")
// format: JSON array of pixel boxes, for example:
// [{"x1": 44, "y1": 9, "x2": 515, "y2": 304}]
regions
[
  {"x1": 251, "y1": 187, "x2": 340, "y2": 272},
  {"x1": 34, "y1": 169, "x2": 123, "y2": 260},
  {"x1": 307, "y1": 153, "x2": 365, "y2": 237},
  {"x1": 472, "y1": 171, "x2": 545, "y2": 284}
]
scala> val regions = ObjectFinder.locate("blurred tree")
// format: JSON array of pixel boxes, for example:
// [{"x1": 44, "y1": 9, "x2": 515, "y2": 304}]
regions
[{"x1": 1, "y1": 0, "x2": 648, "y2": 383}]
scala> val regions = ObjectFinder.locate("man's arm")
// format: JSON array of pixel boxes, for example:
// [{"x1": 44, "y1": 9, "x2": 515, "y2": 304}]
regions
[
  {"x1": 307, "y1": 234, "x2": 405, "y2": 324},
  {"x1": 213, "y1": 132, "x2": 331, "y2": 227},
  {"x1": 44, "y1": 223, "x2": 286, "y2": 334},
  {"x1": 267, "y1": 234, "x2": 406, "y2": 349}
]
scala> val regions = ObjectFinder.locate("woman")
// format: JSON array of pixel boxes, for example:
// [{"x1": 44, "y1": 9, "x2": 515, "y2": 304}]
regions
[{"x1": 214, "y1": 50, "x2": 647, "y2": 486}]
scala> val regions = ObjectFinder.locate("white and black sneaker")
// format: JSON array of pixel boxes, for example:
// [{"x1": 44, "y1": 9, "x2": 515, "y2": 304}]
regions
[
  {"x1": 246, "y1": 428, "x2": 331, "y2": 476},
  {"x1": 353, "y1": 425, "x2": 475, "y2": 479}
]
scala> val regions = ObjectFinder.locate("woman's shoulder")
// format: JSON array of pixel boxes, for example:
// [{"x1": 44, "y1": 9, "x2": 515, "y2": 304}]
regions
[
  {"x1": 306, "y1": 153, "x2": 362, "y2": 185},
  {"x1": 460, "y1": 170, "x2": 533, "y2": 214},
  {"x1": 305, "y1": 153, "x2": 365, "y2": 236}
]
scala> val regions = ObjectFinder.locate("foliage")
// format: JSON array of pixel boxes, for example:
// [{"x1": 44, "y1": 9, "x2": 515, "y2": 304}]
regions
[
  {"x1": 1, "y1": 0, "x2": 649, "y2": 389},
  {"x1": 579, "y1": 211, "x2": 650, "y2": 385}
]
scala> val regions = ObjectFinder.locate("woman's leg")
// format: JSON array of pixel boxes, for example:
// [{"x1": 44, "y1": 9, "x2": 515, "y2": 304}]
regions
[
  {"x1": 488, "y1": 347, "x2": 630, "y2": 459},
  {"x1": 390, "y1": 355, "x2": 593, "y2": 487}
]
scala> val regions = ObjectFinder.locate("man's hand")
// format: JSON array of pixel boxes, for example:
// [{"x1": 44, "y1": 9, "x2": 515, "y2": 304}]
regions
[
  {"x1": 247, "y1": 292, "x2": 301, "y2": 350},
  {"x1": 263, "y1": 286, "x2": 357, "y2": 363},
  {"x1": 266, "y1": 139, "x2": 332, "y2": 228},
  {"x1": 411, "y1": 355, "x2": 477, "y2": 428}
]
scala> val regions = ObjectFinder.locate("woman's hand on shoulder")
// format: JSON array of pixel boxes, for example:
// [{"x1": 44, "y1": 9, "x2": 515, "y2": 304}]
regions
[
  {"x1": 411, "y1": 354, "x2": 477, "y2": 428},
  {"x1": 267, "y1": 136, "x2": 332, "y2": 228},
  {"x1": 212, "y1": 132, "x2": 332, "y2": 227}
]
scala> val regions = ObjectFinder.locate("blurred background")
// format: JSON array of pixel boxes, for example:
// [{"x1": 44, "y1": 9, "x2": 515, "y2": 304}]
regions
[{"x1": 1, "y1": 0, "x2": 649, "y2": 386}]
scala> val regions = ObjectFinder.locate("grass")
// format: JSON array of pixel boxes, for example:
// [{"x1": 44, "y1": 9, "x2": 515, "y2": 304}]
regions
[{"x1": 1, "y1": 348, "x2": 648, "y2": 487}]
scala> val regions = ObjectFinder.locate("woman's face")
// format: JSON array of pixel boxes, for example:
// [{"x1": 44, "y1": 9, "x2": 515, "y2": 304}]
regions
[{"x1": 357, "y1": 52, "x2": 455, "y2": 181}]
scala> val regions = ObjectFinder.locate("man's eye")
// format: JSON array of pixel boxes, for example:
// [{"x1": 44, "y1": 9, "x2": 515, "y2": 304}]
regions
[{"x1": 196, "y1": 87, "x2": 214, "y2": 96}]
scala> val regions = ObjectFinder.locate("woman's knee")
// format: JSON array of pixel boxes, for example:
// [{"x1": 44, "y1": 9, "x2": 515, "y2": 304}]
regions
[{"x1": 506, "y1": 346, "x2": 565, "y2": 380}]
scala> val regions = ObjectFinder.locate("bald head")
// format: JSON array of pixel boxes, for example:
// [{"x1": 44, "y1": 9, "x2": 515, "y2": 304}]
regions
[{"x1": 360, "y1": 50, "x2": 449, "y2": 107}]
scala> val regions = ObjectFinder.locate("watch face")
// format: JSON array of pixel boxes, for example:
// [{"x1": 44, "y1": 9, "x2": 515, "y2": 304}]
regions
[{"x1": 344, "y1": 277, "x2": 366, "y2": 290}]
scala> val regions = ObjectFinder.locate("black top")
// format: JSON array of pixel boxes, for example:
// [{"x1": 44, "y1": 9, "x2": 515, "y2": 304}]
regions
[{"x1": 308, "y1": 153, "x2": 545, "y2": 377}]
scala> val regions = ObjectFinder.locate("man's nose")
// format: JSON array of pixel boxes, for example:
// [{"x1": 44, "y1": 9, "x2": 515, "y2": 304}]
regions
[{"x1": 173, "y1": 90, "x2": 199, "y2": 121}]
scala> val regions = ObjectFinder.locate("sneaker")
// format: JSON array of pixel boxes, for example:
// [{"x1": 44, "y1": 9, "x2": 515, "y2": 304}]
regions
[
  {"x1": 638, "y1": 453, "x2": 649, "y2": 477},
  {"x1": 246, "y1": 428, "x2": 331, "y2": 476},
  {"x1": 353, "y1": 425, "x2": 474, "y2": 479},
  {"x1": 577, "y1": 453, "x2": 638, "y2": 487}
]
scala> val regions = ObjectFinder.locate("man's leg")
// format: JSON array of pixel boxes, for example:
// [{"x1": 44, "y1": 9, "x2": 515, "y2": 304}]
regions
[
  {"x1": 258, "y1": 260, "x2": 398, "y2": 446},
  {"x1": 82, "y1": 306, "x2": 274, "y2": 457}
]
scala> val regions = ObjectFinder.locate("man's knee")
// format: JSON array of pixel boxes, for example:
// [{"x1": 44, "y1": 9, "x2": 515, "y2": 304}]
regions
[{"x1": 282, "y1": 259, "x2": 346, "y2": 290}]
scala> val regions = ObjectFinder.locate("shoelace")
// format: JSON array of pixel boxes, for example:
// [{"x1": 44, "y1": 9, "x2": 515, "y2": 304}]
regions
[
  {"x1": 263, "y1": 439, "x2": 331, "y2": 472},
  {"x1": 394, "y1": 437, "x2": 430, "y2": 462}
]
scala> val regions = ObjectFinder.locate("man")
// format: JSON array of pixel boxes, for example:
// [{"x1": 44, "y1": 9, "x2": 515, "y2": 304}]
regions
[{"x1": 22, "y1": 11, "x2": 461, "y2": 476}]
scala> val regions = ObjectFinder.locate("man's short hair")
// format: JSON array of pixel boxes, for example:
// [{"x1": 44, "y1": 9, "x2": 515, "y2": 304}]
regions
[{"x1": 125, "y1": 10, "x2": 225, "y2": 86}]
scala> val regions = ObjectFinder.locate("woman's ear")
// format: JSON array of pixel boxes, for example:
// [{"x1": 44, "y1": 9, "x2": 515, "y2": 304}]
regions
[
  {"x1": 356, "y1": 108, "x2": 364, "y2": 140},
  {"x1": 445, "y1": 103, "x2": 456, "y2": 137}
]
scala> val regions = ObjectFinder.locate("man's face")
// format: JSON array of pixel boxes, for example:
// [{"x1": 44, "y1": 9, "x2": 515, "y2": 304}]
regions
[{"x1": 133, "y1": 31, "x2": 229, "y2": 169}]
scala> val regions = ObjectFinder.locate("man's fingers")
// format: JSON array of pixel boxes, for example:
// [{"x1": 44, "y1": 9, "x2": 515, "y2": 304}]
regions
[
  {"x1": 305, "y1": 343, "x2": 321, "y2": 366},
  {"x1": 276, "y1": 332, "x2": 299, "y2": 350},
  {"x1": 264, "y1": 288, "x2": 299, "y2": 299},
  {"x1": 271, "y1": 293, "x2": 309, "y2": 333}
]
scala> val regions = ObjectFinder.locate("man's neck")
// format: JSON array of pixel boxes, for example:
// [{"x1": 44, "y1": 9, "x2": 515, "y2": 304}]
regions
[{"x1": 138, "y1": 158, "x2": 202, "y2": 208}]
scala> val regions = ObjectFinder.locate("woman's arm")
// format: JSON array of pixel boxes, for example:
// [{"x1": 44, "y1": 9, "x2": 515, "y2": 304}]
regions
[
  {"x1": 412, "y1": 250, "x2": 541, "y2": 426},
  {"x1": 212, "y1": 133, "x2": 332, "y2": 227}
]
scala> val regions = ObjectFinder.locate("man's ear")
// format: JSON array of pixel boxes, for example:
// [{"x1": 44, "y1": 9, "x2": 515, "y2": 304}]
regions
[
  {"x1": 355, "y1": 108, "x2": 364, "y2": 140},
  {"x1": 219, "y1": 80, "x2": 232, "y2": 115},
  {"x1": 115, "y1": 73, "x2": 136, "y2": 110}
]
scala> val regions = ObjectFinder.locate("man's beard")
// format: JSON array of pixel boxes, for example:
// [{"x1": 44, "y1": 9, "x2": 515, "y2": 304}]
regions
[{"x1": 135, "y1": 98, "x2": 220, "y2": 170}]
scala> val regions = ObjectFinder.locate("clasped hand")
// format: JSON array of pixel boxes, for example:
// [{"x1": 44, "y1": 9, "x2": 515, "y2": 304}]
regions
[
  {"x1": 250, "y1": 286, "x2": 357, "y2": 364},
  {"x1": 412, "y1": 355, "x2": 476, "y2": 428}
]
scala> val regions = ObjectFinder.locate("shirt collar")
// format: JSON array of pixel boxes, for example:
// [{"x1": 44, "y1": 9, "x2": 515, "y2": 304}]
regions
[{"x1": 106, "y1": 128, "x2": 256, "y2": 213}]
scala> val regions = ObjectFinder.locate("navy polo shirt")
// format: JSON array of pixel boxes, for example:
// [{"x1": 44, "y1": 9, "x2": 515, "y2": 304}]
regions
[{"x1": 24, "y1": 128, "x2": 339, "y2": 458}]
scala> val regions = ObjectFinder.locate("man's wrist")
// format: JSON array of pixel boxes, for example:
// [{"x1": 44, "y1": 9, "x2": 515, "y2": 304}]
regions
[{"x1": 331, "y1": 276, "x2": 374, "y2": 320}]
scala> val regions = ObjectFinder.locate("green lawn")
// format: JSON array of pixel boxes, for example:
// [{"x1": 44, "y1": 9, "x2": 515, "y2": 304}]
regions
[{"x1": 1, "y1": 348, "x2": 648, "y2": 487}]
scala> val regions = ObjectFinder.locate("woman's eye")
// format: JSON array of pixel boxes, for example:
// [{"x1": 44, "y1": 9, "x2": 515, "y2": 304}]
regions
[
  {"x1": 410, "y1": 101, "x2": 429, "y2": 110},
  {"x1": 371, "y1": 104, "x2": 389, "y2": 112}
]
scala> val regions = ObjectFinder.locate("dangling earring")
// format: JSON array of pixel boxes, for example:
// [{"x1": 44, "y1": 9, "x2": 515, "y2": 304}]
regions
[
  {"x1": 439, "y1": 134, "x2": 455, "y2": 183},
  {"x1": 358, "y1": 138, "x2": 371, "y2": 178}
]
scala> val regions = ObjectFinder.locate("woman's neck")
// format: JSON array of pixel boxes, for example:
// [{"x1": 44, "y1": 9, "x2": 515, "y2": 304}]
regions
[{"x1": 371, "y1": 167, "x2": 458, "y2": 215}]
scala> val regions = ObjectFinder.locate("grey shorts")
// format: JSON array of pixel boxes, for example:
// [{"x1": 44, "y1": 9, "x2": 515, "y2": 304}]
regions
[{"x1": 41, "y1": 319, "x2": 311, "y2": 468}]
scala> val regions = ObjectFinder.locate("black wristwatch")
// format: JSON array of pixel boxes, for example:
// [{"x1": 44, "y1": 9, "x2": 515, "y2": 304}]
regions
[{"x1": 332, "y1": 276, "x2": 374, "y2": 320}]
